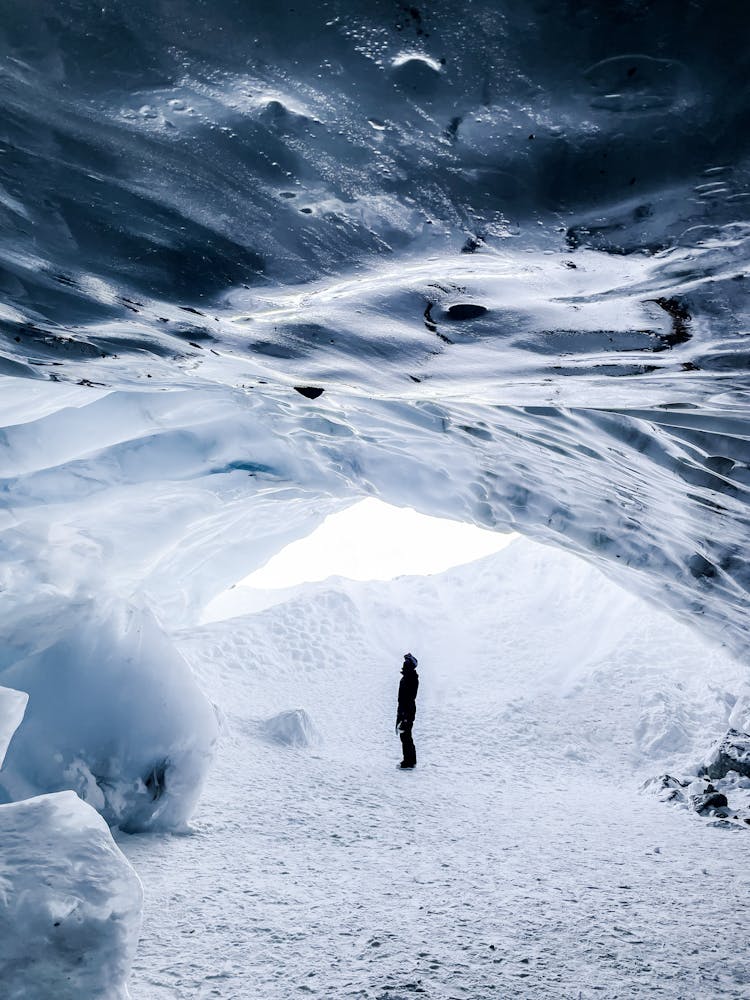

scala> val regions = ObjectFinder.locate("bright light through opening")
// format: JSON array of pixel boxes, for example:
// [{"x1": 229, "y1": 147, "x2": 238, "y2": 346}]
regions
[{"x1": 203, "y1": 499, "x2": 516, "y2": 623}]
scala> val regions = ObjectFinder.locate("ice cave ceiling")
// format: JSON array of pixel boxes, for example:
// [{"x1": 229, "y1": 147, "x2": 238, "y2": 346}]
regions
[{"x1": 1, "y1": 0, "x2": 750, "y2": 655}]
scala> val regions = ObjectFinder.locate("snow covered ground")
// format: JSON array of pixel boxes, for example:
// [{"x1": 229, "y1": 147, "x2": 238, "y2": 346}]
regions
[{"x1": 122, "y1": 538, "x2": 749, "y2": 999}]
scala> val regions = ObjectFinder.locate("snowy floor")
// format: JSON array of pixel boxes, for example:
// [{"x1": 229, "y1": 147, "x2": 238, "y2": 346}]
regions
[{"x1": 122, "y1": 540, "x2": 750, "y2": 999}]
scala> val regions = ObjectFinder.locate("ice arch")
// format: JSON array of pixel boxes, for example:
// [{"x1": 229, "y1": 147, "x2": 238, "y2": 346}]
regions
[
  {"x1": 2, "y1": 381, "x2": 747, "y2": 652},
  {"x1": 0, "y1": 0, "x2": 749, "y2": 827}
]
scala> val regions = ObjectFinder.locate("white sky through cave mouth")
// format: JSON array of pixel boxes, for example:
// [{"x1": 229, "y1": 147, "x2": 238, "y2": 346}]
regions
[{"x1": 202, "y1": 498, "x2": 516, "y2": 622}]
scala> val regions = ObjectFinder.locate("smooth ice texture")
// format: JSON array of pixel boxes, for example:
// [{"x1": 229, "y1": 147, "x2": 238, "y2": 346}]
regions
[
  {"x1": 123, "y1": 537, "x2": 749, "y2": 999},
  {"x1": 0, "y1": 600, "x2": 219, "y2": 832},
  {"x1": 0, "y1": 790, "x2": 143, "y2": 1000},
  {"x1": 0, "y1": 685, "x2": 27, "y2": 768}
]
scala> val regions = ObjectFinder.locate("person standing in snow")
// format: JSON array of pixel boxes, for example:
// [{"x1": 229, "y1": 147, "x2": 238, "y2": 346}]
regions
[{"x1": 396, "y1": 653, "x2": 419, "y2": 769}]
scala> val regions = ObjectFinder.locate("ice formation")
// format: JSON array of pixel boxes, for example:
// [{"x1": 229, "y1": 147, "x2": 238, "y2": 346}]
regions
[
  {"x1": 0, "y1": 1, "x2": 748, "y2": 824},
  {"x1": 0, "y1": 599, "x2": 219, "y2": 832},
  {"x1": 0, "y1": 791, "x2": 142, "y2": 1000}
]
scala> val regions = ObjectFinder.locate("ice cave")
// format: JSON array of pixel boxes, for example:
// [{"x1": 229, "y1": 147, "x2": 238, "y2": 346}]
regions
[{"x1": 1, "y1": 1, "x2": 749, "y2": 997}]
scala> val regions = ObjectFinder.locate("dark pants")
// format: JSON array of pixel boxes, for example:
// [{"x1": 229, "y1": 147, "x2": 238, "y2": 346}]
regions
[{"x1": 399, "y1": 721, "x2": 416, "y2": 766}]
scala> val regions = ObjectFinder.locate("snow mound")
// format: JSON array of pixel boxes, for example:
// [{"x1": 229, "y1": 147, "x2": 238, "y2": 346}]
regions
[
  {"x1": 262, "y1": 709, "x2": 320, "y2": 748},
  {"x1": 0, "y1": 790, "x2": 142, "y2": 1000},
  {"x1": 0, "y1": 686, "x2": 27, "y2": 768},
  {"x1": 0, "y1": 600, "x2": 219, "y2": 832}
]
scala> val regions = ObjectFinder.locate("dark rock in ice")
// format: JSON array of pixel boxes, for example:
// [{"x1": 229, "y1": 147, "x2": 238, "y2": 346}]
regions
[
  {"x1": 423, "y1": 302, "x2": 437, "y2": 332},
  {"x1": 662, "y1": 773, "x2": 688, "y2": 791},
  {"x1": 294, "y1": 386, "x2": 325, "y2": 399},
  {"x1": 460, "y1": 235, "x2": 483, "y2": 254},
  {"x1": 446, "y1": 304, "x2": 488, "y2": 321},
  {"x1": 650, "y1": 297, "x2": 692, "y2": 349},
  {"x1": 144, "y1": 761, "x2": 168, "y2": 802},
  {"x1": 687, "y1": 553, "x2": 717, "y2": 580},
  {"x1": 645, "y1": 773, "x2": 689, "y2": 804},
  {"x1": 703, "y1": 729, "x2": 750, "y2": 780},
  {"x1": 693, "y1": 790, "x2": 729, "y2": 815},
  {"x1": 648, "y1": 771, "x2": 750, "y2": 828},
  {"x1": 446, "y1": 116, "x2": 462, "y2": 141}
]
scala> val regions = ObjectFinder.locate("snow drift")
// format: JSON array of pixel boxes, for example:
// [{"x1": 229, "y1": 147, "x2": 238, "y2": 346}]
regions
[{"x1": 261, "y1": 709, "x2": 321, "y2": 748}]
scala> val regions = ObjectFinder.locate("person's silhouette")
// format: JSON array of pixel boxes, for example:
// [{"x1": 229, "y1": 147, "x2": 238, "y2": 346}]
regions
[{"x1": 396, "y1": 653, "x2": 419, "y2": 769}]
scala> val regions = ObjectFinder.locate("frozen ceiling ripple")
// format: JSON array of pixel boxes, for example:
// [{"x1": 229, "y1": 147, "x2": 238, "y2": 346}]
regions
[{"x1": 0, "y1": 3, "x2": 749, "y2": 718}]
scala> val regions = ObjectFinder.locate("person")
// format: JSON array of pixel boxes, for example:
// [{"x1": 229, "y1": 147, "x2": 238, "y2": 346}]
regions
[{"x1": 396, "y1": 653, "x2": 419, "y2": 769}]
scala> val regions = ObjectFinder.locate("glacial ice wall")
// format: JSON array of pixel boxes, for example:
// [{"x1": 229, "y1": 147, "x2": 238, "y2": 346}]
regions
[
  {"x1": 1, "y1": 0, "x2": 749, "y2": 815},
  {"x1": 0, "y1": 597, "x2": 219, "y2": 831}
]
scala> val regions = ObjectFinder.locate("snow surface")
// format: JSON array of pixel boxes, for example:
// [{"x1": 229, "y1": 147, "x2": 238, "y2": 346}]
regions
[
  {"x1": 122, "y1": 537, "x2": 749, "y2": 999},
  {"x1": 0, "y1": 790, "x2": 142, "y2": 1000}
]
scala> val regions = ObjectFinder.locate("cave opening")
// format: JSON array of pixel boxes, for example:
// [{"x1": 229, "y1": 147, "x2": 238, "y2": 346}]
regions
[
  {"x1": 202, "y1": 497, "x2": 516, "y2": 622},
  {"x1": 120, "y1": 509, "x2": 749, "y2": 997}
]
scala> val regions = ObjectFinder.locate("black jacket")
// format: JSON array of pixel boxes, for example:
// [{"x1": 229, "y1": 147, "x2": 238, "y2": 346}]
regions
[{"x1": 397, "y1": 664, "x2": 419, "y2": 724}]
